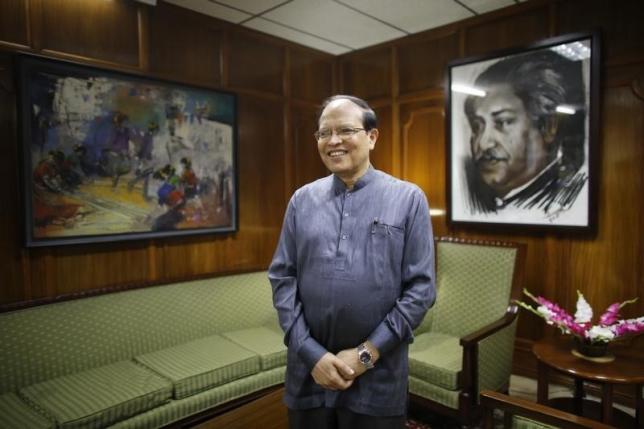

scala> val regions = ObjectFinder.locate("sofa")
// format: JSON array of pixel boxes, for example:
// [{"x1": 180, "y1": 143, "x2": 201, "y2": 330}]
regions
[
  {"x1": 0, "y1": 237, "x2": 524, "y2": 429},
  {"x1": 0, "y1": 271, "x2": 287, "y2": 429}
]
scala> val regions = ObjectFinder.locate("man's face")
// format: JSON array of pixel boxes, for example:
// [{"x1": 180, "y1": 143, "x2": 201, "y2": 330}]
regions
[
  {"x1": 317, "y1": 99, "x2": 377, "y2": 184},
  {"x1": 466, "y1": 84, "x2": 551, "y2": 196}
]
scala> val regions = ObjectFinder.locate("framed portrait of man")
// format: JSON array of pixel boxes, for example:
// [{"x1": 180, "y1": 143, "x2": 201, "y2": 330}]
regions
[{"x1": 446, "y1": 32, "x2": 600, "y2": 232}]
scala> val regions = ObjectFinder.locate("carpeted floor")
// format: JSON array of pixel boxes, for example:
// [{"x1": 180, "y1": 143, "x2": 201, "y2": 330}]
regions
[{"x1": 405, "y1": 419, "x2": 432, "y2": 429}]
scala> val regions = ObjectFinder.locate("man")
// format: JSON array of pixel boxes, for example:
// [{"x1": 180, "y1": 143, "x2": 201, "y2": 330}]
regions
[
  {"x1": 269, "y1": 95, "x2": 435, "y2": 428},
  {"x1": 463, "y1": 50, "x2": 587, "y2": 217}
]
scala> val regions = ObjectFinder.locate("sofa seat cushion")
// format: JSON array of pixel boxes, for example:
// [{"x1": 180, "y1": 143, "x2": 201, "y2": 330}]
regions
[
  {"x1": 134, "y1": 334, "x2": 261, "y2": 399},
  {"x1": 408, "y1": 331, "x2": 462, "y2": 391},
  {"x1": 221, "y1": 325, "x2": 286, "y2": 370},
  {"x1": 19, "y1": 361, "x2": 172, "y2": 429},
  {"x1": 0, "y1": 392, "x2": 54, "y2": 429},
  {"x1": 513, "y1": 415, "x2": 557, "y2": 429}
]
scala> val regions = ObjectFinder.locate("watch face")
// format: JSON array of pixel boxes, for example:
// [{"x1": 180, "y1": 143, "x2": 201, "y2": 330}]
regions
[{"x1": 359, "y1": 350, "x2": 371, "y2": 364}]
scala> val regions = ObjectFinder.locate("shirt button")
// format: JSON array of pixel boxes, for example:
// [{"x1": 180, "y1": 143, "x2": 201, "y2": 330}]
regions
[
  {"x1": 341, "y1": 234, "x2": 348, "y2": 240},
  {"x1": 344, "y1": 212, "x2": 349, "y2": 217}
]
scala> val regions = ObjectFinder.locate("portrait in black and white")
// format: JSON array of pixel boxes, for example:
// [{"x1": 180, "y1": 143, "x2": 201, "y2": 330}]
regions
[{"x1": 448, "y1": 35, "x2": 595, "y2": 228}]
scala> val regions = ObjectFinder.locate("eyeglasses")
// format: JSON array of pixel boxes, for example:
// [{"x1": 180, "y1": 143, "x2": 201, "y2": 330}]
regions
[{"x1": 314, "y1": 127, "x2": 366, "y2": 142}]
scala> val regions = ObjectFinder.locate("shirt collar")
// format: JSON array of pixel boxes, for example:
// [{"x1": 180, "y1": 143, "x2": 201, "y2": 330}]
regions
[
  {"x1": 495, "y1": 154, "x2": 562, "y2": 208},
  {"x1": 332, "y1": 165, "x2": 376, "y2": 195}
]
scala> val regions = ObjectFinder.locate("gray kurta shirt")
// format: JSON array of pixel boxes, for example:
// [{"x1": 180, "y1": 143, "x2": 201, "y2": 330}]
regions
[{"x1": 268, "y1": 167, "x2": 436, "y2": 416}]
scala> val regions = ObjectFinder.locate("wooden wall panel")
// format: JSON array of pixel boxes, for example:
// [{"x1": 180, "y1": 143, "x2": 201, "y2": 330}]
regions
[
  {"x1": 228, "y1": 32, "x2": 284, "y2": 95},
  {"x1": 148, "y1": 3, "x2": 222, "y2": 86},
  {"x1": 397, "y1": 33, "x2": 459, "y2": 94},
  {"x1": 49, "y1": 242, "x2": 153, "y2": 294},
  {"x1": 0, "y1": 54, "x2": 25, "y2": 305},
  {"x1": 340, "y1": 47, "x2": 391, "y2": 100},
  {"x1": 237, "y1": 95, "x2": 286, "y2": 230},
  {"x1": 39, "y1": 0, "x2": 140, "y2": 66},
  {"x1": 371, "y1": 104, "x2": 394, "y2": 175},
  {"x1": 291, "y1": 105, "x2": 326, "y2": 190},
  {"x1": 557, "y1": 0, "x2": 644, "y2": 63},
  {"x1": 464, "y1": 6, "x2": 550, "y2": 57},
  {"x1": 0, "y1": 0, "x2": 334, "y2": 306},
  {"x1": 0, "y1": 0, "x2": 28, "y2": 47},
  {"x1": 400, "y1": 101, "x2": 447, "y2": 237},
  {"x1": 290, "y1": 48, "x2": 333, "y2": 103},
  {"x1": 566, "y1": 86, "x2": 644, "y2": 337}
]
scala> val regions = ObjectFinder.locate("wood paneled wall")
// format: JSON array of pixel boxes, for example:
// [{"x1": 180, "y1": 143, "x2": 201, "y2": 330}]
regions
[
  {"x1": 338, "y1": 0, "x2": 644, "y2": 384},
  {"x1": 0, "y1": 0, "x2": 333, "y2": 306},
  {"x1": 1, "y1": 0, "x2": 642, "y2": 396}
]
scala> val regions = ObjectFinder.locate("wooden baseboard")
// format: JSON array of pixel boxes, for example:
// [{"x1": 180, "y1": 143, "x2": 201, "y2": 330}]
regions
[
  {"x1": 193, "y1": 386, "x2": 288, "y2": 429},
  {"x1": 164, "y1": 385, "x2": 287, "y2": 429}
]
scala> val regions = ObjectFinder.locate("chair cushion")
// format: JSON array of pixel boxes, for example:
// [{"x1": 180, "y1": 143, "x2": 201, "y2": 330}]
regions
[
  {"x1": 0, "y1": 392, "x2": 54, "y2": 429},
  {"x1": 19, "y1": 361, "x2": 172, "y2": 429},
  {"x1": 513, "y1": 415, "x2": 557, "y2": 429},
  {"x1": 408, "y1": 331, "x2": 462, "y2": 390},
  {"x1": 221, "y1": 325, "x2": 286, "y2": 370},
  {"x1": 134, "y1": 334, "x2": 260, "y2": 399}
]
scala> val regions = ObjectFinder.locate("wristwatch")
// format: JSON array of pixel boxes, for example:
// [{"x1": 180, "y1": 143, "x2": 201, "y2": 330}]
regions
[{"x1": 357, "y1": 343, "x2": 374, "y2": 369}]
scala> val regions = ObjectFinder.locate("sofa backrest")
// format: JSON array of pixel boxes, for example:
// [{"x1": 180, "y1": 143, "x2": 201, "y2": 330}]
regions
[
  {"x1": 0, "y1": 271, "x2": 277, "y2": 394},
  {"x1": 416, "y1": 240, "x2": 519, "y2": 337}
]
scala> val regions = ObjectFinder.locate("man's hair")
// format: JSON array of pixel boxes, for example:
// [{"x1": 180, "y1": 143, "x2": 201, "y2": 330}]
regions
[
  {"x1": 464, "y1": 50, "x2": 586, "y2": 172},
  {"x1": 317, "y1": 95, "x2": 377, "y2": 131}
]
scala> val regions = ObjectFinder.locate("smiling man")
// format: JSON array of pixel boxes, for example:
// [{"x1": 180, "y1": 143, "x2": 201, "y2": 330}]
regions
[
  {"x1": 269, "y1": 95, "x2": 435, "y2": 429},
  {"x1": 463, "y1": 51, "x2": 587, "y2": 216}
]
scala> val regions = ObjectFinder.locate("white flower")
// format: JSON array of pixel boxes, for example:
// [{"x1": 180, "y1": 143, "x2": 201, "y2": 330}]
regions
[
  {"x1": 574, "y1": 291, "x2": 593, "y2": 324},
  {"x1": 587, "y1": 325, "x2": 615, "y2": 342},
  {"x1": 537, "y1": 305, "x2": 554, "y2": 320}
]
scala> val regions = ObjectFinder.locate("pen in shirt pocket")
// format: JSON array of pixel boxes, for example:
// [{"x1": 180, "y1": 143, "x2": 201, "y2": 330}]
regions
[{"x1": 371, "y1": 217, "x2": 379, "y2": 234}]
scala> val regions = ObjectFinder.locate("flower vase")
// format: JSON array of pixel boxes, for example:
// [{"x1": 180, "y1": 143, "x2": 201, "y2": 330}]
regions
[{"x1": 571, "y1": 337, "x2": 615, "y2": 363}]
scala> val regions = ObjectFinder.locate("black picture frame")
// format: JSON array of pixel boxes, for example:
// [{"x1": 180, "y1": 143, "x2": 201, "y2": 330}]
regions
[
  {"x1": 446, "y1": 32, "x2": 600, "y2": 232},
  {"x1": 17, "y1": 55, "x2": 238, "y2": 247}
]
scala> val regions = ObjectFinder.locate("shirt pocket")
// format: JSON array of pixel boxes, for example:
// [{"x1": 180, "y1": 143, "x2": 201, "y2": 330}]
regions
[{"x1": 369, "y1": 218, "x2": 405, "y2": 289}]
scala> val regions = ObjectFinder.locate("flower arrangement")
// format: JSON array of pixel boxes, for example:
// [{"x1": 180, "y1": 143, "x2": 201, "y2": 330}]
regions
[{"x1": 516, "y1": 289, "x2": 644, "y2": 344}]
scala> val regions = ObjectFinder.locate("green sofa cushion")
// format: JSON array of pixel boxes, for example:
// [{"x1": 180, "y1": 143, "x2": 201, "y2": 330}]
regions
[
  {"x1": 0, "y1": 392, "x2": 53, "y2": 429},
  {"x1": 110, "y1": 367, "x2": 286, "y2": 429},
  {"x1": 134, "y1": 334, "x2": 261, "y2": 399},
  {"x1": 408, "y1": 331, "x2": 462, "y2": 390},
  {"x1": 221, "y1": 325, "x2": 286, "y2": 370},
  {"x1": 19, "y1": 361, "x2": 172, "y2": 429},
  {"x1": 409, "y1": 376, "x2": 460, "y2": 410},
  {"x1": 513, "y1": 415, "x2": 557, "y2": 429}
]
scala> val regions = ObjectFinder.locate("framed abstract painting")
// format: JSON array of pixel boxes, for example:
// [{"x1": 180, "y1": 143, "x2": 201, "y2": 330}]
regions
[
  {"x1": 18, "y1": 55, "x2": 238, "y2": 246},
  {"x1": 446, "y1": 32, "x2": 600, "y2": 232}
]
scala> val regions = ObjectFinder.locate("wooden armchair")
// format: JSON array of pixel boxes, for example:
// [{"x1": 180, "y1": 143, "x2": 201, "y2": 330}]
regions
[
  {"x1": 408, "y1": 237, "x2": 526, "y2": 427},
  {"x1": 480, "y1": 390, "x2": 615, "y2": 428}
]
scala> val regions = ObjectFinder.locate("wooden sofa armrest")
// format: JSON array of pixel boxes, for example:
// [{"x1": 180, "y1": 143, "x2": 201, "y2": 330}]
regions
[
  {"x1": 457, "y1": 307, "x2": 518, "y2": 390},
  {"x1": 480, "y1": 390, "x2": 616, "y2": 429},
  {"x1": 460, "y1": 305, "x2": 519, "y2": 347}
]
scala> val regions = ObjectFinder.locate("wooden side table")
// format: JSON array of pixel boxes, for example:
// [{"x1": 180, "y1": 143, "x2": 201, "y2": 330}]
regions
[{"x1": 533, "y1": 339, "x2": 644, "y2": 428}]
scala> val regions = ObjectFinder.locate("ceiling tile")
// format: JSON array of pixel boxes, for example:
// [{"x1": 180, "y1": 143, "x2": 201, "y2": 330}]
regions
[
  {"x1": 339, "y1": 0, "x2": 473, "y2": 33},
  {"x1": 459, "y1": 0, "x2": 515, "y2": 14},
  {"x1": 262, "y1": 0, "x2": 406, "y2": 50},
  {"x1": 215, "y1": 0, "x2": 288, "y2": 15},
  {"x1": 164, "y1": 0, "x2": 251, "y2": 23},
  {"x1": 243, "y1": 18, "x2": 350, "y2": 55}
]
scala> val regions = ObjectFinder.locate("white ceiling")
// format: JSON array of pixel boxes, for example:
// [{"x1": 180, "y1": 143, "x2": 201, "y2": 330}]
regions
[{"x1": 162, "y1": 0, "x2": 527, "y2": 55}]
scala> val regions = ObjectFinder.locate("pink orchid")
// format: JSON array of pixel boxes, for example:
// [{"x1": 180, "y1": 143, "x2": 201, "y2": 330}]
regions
[
  {"x1": 598, "y1": 298, "x2": 638, "y2": 326},
  {"x1": 515, "y1": 290, "x2": 642, "y2": 344}
]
